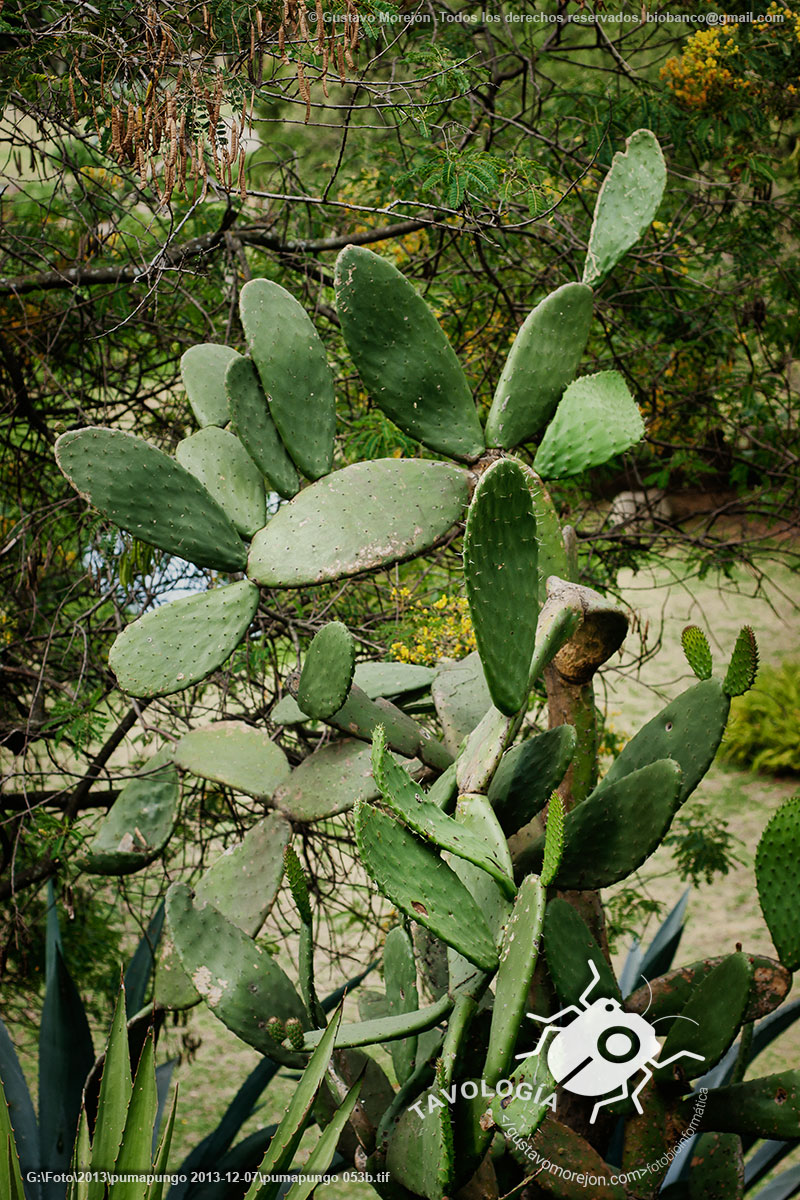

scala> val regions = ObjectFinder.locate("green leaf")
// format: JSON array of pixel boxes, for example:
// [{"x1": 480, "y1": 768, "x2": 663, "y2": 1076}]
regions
[{"x1": 89, "y1": 990, "x2": 132, "y2": 1199}]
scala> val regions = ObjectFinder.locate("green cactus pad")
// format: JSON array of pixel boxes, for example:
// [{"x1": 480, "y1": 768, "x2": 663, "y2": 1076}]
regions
[
  {"x1": 56, "y1": 428, "x2": 249, "y2": 571},
  {"x1": 582, "y1": 128, "x2": 667, "y2": 287},
  {"x1": 543, "y1": 897, "x2": 623, "y2": 1007},
  {"x1": 487, "y1": 726, "x2": 577, "y2": 835},
  {"x1": 449, "y1": 793, "x2": 515, "y2": 948},
  {"x1": 626, "y1": 953, "x2": 792, "y2": 1028},
  {"x1": 247, "y1": 459, "x2": 469, "y2": 587},
  {"x1": 354, "y1": 801, "x2": 498, "y2": 971},
  {"x1": 658, "y1": 953, "x2": 753, "y2": 1078},
  {"x1": 490, "y1": 1052, "x2": 555, "y2": 1141},
  {"x1": 723, "y1": 625, "x2": 759, "y2": 697},
  {"x1": 174, "y1": 720, "x2": 291, "y2": 799},
  {"x1": 697, "y1": 1071, "x2": 800, "y2": 1140},
  {"x1": 353, "y1": 661, "x2": 436, "y2": 699},
  {"x1": 82, "y1": 750, "x2": 178, "y2": 875},
  {"x1": 239, "y1": 278, "x2": 335, "y2": 480},
  {"x1": 427, "y1": 762, "x2": 458, "y2": 811},
  {"x1": 328, "y1": 684, "x2": 452, "y2": 770},
  {"x1": 532, "y1": 758, "x2": 683, "y2": 889},
  {"x1": 384, "y1": 926, "x2": 419, "y2": 1085},
  {"x1": 598, "y1": 678, "x2": 730, "y2": 808},
  {"x1": 527, "y1": 470, "x2": 571, "y2": 600},
  {"x1": 682, "y1": 625, "x2": 713, "y2": 680},
  {"x1": 687, "y1": 1132, "x2": 744, "y2": 1200},
  {"x1": 108, "y1": 580, "x2": 259, "y2": 698},
  {"x1": 175, "y1": 426, "x2": 266, "y2": 539},
  {"x1": 540, "y1": 792, "x2": 564, "y2": 887},
  {"x1": 431, "y1": 652, "x2": 493, "y2": 756},
  {"x1": 532, "y1": 370, "x2": 645, "y2": 480},
  {"x1": 273, "y1": 738, "x2": 421, "y2": 822},
  {"x1": 155, "y1": 810, "x2": 291, "y2": 1010},
  {"x1": 518, "y1": 1120, "x2": 626, "y2": 1197},
  {"x1": 165, "y1": 883, "x2": 307, "y2": 1057},
  {"x1": 756, "y1": 794, "x2": 800, "y2": 970},
  {"x1": 225, "y1": 355, "x2": 300, "y2": 499},
  {"x1": 464, "y1": 458, "x2": 539, "y2": 715},
  {"x1": 297, "y1": 621, "x2": 356, "y2": 719},
  {"x1": 485, "y1": 282, "x2": 594, "y2": 448},
  {"x1": 270, "y1": 693, "x2": 306, "y2": 725},
  {"x1": 181, "y1": 343, "x2": 240, "y2": 427},
  {"x1": 372, "y1": 730, "x2": 516, "y2": 899},
  {"x1": 484, "y1": 875, "x2": 545, "y2": 1085},
  {"x1": 335, "y1": 245, "x2": 484, "y2": 462},
  {"x1": 386, "y1": 1093, "x2": 454, "y2": 1200}
]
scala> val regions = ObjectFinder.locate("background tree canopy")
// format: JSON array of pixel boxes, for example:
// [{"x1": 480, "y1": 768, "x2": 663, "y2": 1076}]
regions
[{"x1": 1, "y1": 0, "x2": 799, "y2": 1013}]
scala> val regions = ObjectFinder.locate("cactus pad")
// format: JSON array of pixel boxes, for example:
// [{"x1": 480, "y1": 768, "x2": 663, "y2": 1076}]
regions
[
  {"x1": 383, "y1": 926, "x2": 419, "y2": 1085},
  {"x1": 487, "y1": 725, "x2": 577, "y2": 836},
  {"x1": 353, "y1": 661, "x2": 436, "y2": 699},
  {"x1": 539, "y1": 758, "x2": 683, "y2": 889},
  {"x1": 485, "y1": 282, "x2": 594, "y2": 448},
  {"x1": 544, "y1": 898, "x2": 623, "y2": 1006},
  {"x1": 431, "y1": 652, "x2": 493, "y2": 755},
  {"x1": 658, "y1": 953, "x2": 753, "y2": 1078},
  {"x1": 297, "y1": 621, "x2": 356, "y2": 719},
  {"x1": 273, "y1": 738, "x2": 422, "y2": 822},
  {"x1": 532, "y1": 370, "x2": 644, "y2": 480},
  {"x1": 354, "y1": 801, "x2": 499, "y2": 971},
  {"x1": 225, "y1": 355, "x2": 300, "y2": 499},
  {"x1": 335, "y1": 245, "x2": 484, "y2": 462},
  {"x1": 682, "y1": 625, "x2": 713, "y2": 680},
  {"x1": 484, "y1": 875, "x2": 546, "y2": 1085},
  {"x1": 598, "y1": 677, "x2": 730, "y2": 808},
  {"x1": 697, "y1": 1070, "x2": 800, "y2": 1139},
  {"x1": 756, "y1": 794, "x2": 800, "y2": 970},
  {"x1": 723, "y1": 625, "x2": 759, "y2": 697},
  {"x1": 155, "y1": 811, "x2": 290, "y2": 1010},
  {"x1": 464, "y1": 458, "x2": 539, "y2": 715},
  {"x1": 687, "y1": 1133, "x2": 744, "y2": 1199},
  {"x1": 583, "y1": 128, "x2": 666, "y2": 287},
  {"x1": 82, "y1": 750, "x2": 178, "y2": 875},
  {"x1": 372, "y1": 729, "x2": 516, "y2": 899},
  {"x1": 174, "y1": 720, "x2": 290, "y2": 799},
  {"x1": 55, "y1": 428, "x2": 248, "y2": 571},
  {"x1": 526, "y1": 470, "x2": 571, "y2": 601},
  {"x1": 108, "y1": 580, "x2": 259, "y2": 698},
  {"x1": 247, "y1": 459, "x2": 469, "y2": 586},
  {"x1": 238, "y1": 278, "x2": 335, "y2": 480},
  {"x1": 447, "y1": 792, "x2": 514, "y2": 948},
  {"x1": 181, "y1": 343, "x2": 239, "y2": 427},
  {"x1": 165, "y1": 883, "x2": 307, "y2": 1057},
  {"x1": 176, "y1": 426, "x2": 266, "y2": 538}
]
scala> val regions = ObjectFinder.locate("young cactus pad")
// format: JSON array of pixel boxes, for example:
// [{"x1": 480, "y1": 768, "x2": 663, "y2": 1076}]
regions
[
  {"x1": 681, "y1": 624, "x2": 713, "y2": 680},
  {"x1": 335, "y1": 245, "x2": 485, "y2": 462},
  {"x1": 532, "y1": 370, "x2": 644, "y2": 480},
  {"x1": 723, "y1": 624, "x2": 759, "y2": 697},
  {"x1": 108, "y1": 580, "x2": 259, "y2": 698},
  {"x1": 238, "y1": 278, "x2": 336, "y2": 480},
  {"x1": 297, "y1": 621, "x2": 356, "y2": 719},
  {"x1": 55, "y1": 428, "x2": 248, "y2": 572},
  {"x1": 485, "y1": 282, "x2": 594, "y2": 448},
  {"x1": 582, "y1": 128, "x2": 667, "y2": 287},
  {"x1": 247, "y1": 459, "x2": 469, "y2": 586},
  {"x1": 180, "y1": 342, "x2": 240, "y2": 427},
  {"x1": 463, "y1": 458, "x2": 539, "y2": 716}
]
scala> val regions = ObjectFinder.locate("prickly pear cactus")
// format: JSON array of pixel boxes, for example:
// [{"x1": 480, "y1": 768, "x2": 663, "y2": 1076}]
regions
[{"x1": 53, "y1": 128, "x2": 800, "y2": 1200}]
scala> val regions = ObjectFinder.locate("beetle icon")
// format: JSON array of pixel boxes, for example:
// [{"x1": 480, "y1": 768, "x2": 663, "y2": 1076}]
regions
[{"x1": 516, "y1": 960, "x2": 704, "y2": 1124}]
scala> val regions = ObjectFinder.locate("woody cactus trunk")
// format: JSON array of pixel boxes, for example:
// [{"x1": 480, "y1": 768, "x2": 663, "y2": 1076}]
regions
[{"x1": 36, "y1": 130, "x2": 800, "y2": 1199}]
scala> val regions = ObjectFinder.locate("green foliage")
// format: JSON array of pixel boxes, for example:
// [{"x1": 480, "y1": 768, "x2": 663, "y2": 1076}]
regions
[
  {"x1": 664, "y1": 805, "x2": 744, "y2": 887},
  {"x1": 721, "y1": 661, "x2": 800, "y2": 775}
]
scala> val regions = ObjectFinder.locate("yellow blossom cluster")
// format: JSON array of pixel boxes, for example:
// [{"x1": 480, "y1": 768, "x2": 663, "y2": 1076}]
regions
[
  {"x1": 388, "y1": 586, "x2": 476, "y2": 666},
  {"x1": 661, "y1": 24, "x2": 749, "y2": 109}
]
